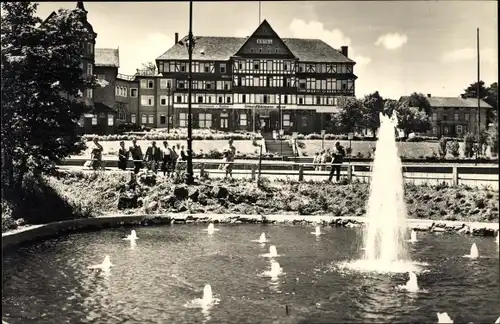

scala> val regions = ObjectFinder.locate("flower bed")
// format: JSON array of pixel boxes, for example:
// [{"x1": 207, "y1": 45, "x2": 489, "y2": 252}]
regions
[{"x1": 83, "y1": 129, "x2": 262, "y2": 142}]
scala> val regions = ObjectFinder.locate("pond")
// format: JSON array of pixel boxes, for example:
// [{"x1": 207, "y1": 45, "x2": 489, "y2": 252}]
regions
[{"x1": 2, "y1": 224, "x2": 499, "y2": 323}]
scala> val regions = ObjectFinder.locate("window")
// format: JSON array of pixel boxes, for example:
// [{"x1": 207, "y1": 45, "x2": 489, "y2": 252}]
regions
[
  {"x1": 298, "y1": 97, "x2": 304, "y2": 105},
  {"x1": 141, "y1": 114, "x2": 147, "y2": 124},
  {"x1": 456, "y1": 125, "x2": 463, "y2": 134},
  {"x1": 141, "y1": 79, "x2": 154, "y2": 89},
  {"x1": 160, "y1": 115, "x2": 166, "y2": 124},
  {"x1": 220, "y1": 113, "x2": 228, "y2": 129},
  {"x1": 197, "y1": 96, "x2": 203, "y2": 103},
  {"x1": 107, "y1": 114, "x2": 114, "y2": 126},
  {"x1": 432, "y1": 112, "x2": 437, "y2": 121},
  {"x1": 253, "y1": 60, "x2": 259, "y2": 70},
  {"x1": 91, "y1": 115, "x2": 98, "y2": 125},
  {"x1": 299, "y1": 79, "x2": 306, "y2": 90},
  {"x1": 283, "y1": 114, "x2": 290, "y2": 127},
  {"x1": 140, "y1": 95, "x2": 154, "y2": 106},
  {"x1": 179, "y1": 113, "x2": 188, "y2": 127},
  {"x1": 226, "y1": 96, "x2": 231, "y2": 103},
  {"x1": 465, "y1": 113, "x2": 470, "y2": 121},
  {"x1": 160, "y1": 95, "x2": 168, "y2": 106},
  {"x1": 242, "y1": 94, "x2": 246, "y2": 103},
  {"x1": 176, "y1": 96, "x2": 182, "y2": 103},
  {"x1": 148, "y1": 114, "x2": 154, "y2": 124},
  {"x1": 301, "y1": 116, "x2": 308, "y2": 127},
  {"x1": 220, "y1": 64, "x2": 226, "y2": 74},
  {"x1": 240, "y1": 113, "x2": 247, "y2": 126},
  {"x1": 160, "y1": 79, "x2": 171, "y2": 89},
  {"x1": 443, "y1": 126, "x2": 449, "y2": 134},
  {"x1": 454, "y1": 113, "x2": 459, "y2": 121},
  {"x1": 432, "y1": 126, "x2": 437, "y2": 135},
  {"x1": 97, "y1": 74, "x2": 105, "y2": 80},
  {"x1": 86, "y1": 89, "x2": 93, "y2": 98},
  {"x1": 199, "y1": 113, "x2": 212, "y2": 128},
  {"x1": 177, "y1": 80, "x2": 185, "y2": 89},
  {"x1": 87, "y1": 63, "x2": 92, "y2": 76},
  {"x1": 87, "y1": 42, "x2": 93, "y2": 54},
  {"x1": 130, "y1": 88, "x2": 138, "y2": 97},
  {"x1": 131, "y1": 113, "x2": 137, "y2": 124}
]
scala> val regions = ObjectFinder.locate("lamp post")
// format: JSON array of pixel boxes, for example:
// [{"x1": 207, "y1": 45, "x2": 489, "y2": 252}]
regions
[
  {"x1": 167, "y1": 84, "x2": 171, "y2": 133},
  {"x1": 185, "y1": 0, "x2": 194, "y2": 184}
]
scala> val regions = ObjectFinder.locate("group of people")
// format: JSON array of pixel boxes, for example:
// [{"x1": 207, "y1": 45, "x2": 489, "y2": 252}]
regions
[
  {"x1": 87, "y1": 137, "x2": 238, "y2": 179},
  {"x1": 119, "y1": 138, "x2": 188, "y2": 175},
  {"x1": 312, "y1": 142, "x2": 346, "y2": 182}
]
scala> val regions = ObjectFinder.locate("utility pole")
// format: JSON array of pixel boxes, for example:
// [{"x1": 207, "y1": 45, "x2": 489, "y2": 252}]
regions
[
  {"x1": 186, "y1": 0, "x2": 194, "y2": 184},
  {"x1": 476, "y1": 27, "x2": 480, "y2": 163}
]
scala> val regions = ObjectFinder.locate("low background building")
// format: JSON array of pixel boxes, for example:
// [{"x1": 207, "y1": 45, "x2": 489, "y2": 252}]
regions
[{"x1": 425, "y1": 94, "x2": 492, "y2": 137}]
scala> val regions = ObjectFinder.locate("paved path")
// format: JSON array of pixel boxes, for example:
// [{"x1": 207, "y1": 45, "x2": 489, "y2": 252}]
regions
[{"x1": 57, "y1": 165, "x2": 498, "y2": 190}]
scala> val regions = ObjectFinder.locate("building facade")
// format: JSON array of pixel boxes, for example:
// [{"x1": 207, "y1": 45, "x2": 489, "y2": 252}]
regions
[
  {"x1": 152, "y1": 20, "x2": 357, "y2": 135},
  {"x1": 423, "y1": 95, "x2": 493, "y2": 138}
]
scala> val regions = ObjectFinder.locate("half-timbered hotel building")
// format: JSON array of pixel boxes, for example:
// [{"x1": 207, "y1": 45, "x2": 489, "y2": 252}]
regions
[{"x1": 152, "y1": 19, "x2": 357, "y2": 134}]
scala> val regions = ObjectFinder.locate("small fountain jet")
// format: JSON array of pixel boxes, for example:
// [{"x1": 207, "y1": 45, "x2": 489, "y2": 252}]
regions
[
  {"x1": 311, "y1": 226, "x2": 322, "y2": 236},
  {"x1": 123, "y1": 230, "x2": 138, "y2": 241},
  {"x1": 262, "y1": 245, "x2": 279, "y2": 258},
  {"x1": 263, "y1": 260, "x2": 283, "y2": 279},
  {"x1": 252, "y1": 233, "x2": 268, "y2": 244},
  {"x1": 436, "y1": 312, "x2": 453, "y2": 323},
  {"x1": 495, "y1": 232, "x2": 499, "y2": 245},
  {"x1": 88, "y1": 255, "x2": 113, "y2": 272},
  {"x1": 204, "y1": 223, "x2": 219, "y2": 235},
  {"x1": 494, "y1": 315, "x2": 500, "y2": 324},
  {"x1": 463, "y1": 243, "x2": 479, "y2": 259},
  {"x1": 398, "y1": 271, "x2": 419, "y2": 292},
  {"x1": 183, "y1": 284, "x2": 220, "y2": 310},
  {"x1": 407, "y1": 230, "x2": 418, "y2": 243}
]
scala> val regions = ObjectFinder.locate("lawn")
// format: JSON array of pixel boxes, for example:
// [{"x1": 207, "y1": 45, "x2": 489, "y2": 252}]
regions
[
  {"x1": 74, "y1": 140, "x2": 259, "y2": 159},
  {"x1": 301, "y1": 140, "x2": 472, "y2": 159}
]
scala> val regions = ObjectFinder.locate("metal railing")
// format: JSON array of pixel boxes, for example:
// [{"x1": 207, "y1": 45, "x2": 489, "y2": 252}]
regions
[{"x1": 70, "y1": 159, "x2": 498, "y2": 189}]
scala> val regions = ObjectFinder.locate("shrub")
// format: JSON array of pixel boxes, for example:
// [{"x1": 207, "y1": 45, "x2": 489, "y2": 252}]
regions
[
  {"x1": 406, "y1": 135, "x2": 439, "y2": 142},
  {"x1": 83, "y1": 131, "x2": 263, "y2": 142},
  {"x1": 448, "y1": 140, "x2": 460, "y2": 158}
]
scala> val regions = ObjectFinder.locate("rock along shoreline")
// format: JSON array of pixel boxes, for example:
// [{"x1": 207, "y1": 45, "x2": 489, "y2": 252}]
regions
[{"x1": 2, "y1": 213, "x2": 498, "y2": 251}]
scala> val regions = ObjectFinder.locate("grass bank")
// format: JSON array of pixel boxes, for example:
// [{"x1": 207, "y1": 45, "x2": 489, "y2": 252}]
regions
[{"x1": 3, "y1": 171, "x2": 497, "y2": 233}]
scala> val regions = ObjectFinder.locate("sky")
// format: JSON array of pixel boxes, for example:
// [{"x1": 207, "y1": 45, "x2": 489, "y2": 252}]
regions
[{"x1": 35, "y1": 1, "x2": 498, "y2": 99}]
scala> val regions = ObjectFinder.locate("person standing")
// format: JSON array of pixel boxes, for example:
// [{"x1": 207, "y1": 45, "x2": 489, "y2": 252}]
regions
[
  {"x1": 170, "y1": 145, "x2": 179, "y2": 176},
  {"x1": 117, "y1": 141, "x2": 129, "y2": 171},
  {"x1": 90, "y1": 137, "x2": 103, "y2": 170},
  {"x1": 161, "y1": 141, "x2": 172, "y2": 177},
  {"x1": 312, "y1": 152, "x2": 320, "y2": 171},
  {"x1": 129, "y1": 138, "x2": 143, "y2": 174},
  {"x1": 328, "y1": 142, "x2": 345, "y2": 182},
  {"x1": 144, "y1": 140, "x2": 162, "y2": 173}
]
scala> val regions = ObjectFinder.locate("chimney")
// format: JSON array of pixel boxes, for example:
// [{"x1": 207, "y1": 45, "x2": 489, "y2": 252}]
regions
[
  {"x1": 341, "y1": 46, "x2": 348, "y2": 57},
  {"x1": 175, "y1": 33, "x2": 179, "y2": 44},
  {"x1": 427, "y1": 94, "x2": 431, "y2": 98}
]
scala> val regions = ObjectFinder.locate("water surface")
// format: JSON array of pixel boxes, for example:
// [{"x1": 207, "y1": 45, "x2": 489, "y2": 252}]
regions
[{"x1": 2, "y1": 225, "x2": 499, "y2": 323}]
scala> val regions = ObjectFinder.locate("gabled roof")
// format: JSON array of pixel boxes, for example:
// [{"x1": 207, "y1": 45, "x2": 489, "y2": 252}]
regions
[
  {"x1": 156, "y1": 36, "x2": 353, "y2": 63},
  {"x1": 402, "y1": 96, "x2": 493, "y2": 109},
  {"x1": 95, "y1": 48, "x2": 119, "y2": 67}
]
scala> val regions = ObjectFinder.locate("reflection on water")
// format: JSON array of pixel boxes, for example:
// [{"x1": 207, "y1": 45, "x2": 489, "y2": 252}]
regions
[{"x1": 2, "y1": 225, "x2": 499, "y2": 324}]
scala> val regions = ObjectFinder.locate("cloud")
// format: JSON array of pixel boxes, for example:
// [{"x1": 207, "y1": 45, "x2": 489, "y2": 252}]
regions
[
  {"x1": 442, "y1": 47, "x2": 496, "y2": 63},
  {"x1": 234, "y1": 29, "x2": 250, "y2": 38},
  {"x1": 288, "y1": 19, "x2": 371, "y2": 66},
  {"x1": 374, "y1": 33, "x2": 408, "y2": 50}
]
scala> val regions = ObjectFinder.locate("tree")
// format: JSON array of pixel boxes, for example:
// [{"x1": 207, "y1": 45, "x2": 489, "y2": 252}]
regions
[
  {"x1": 394, "y1": 102, "x2": 432, "y2": 137},
  {"x1": 487, "y1": 110, "x2": 498, "y2": 154},
  {"x1": 361, "y1": 91, "x2": 384, "y2": 136},
  {"x1": 484, "y1": 82, "x2": 498, "y2": 110},
  {"x1": 140, "y1": 61, "x2": 157, "y2": 75},
  {"x1": 333, "y1": 96, "x2": 365, "y2": 133},
  {"x1": 382, "y1": 99, "x2": 399, "y2": 118},
  {"x1": 461, "y1": 80, "x2": 489, "y2": 100},
  {"x1": 1, "y1": 2, "x2": 95, "y2": 190},
  {"x1": 398, "y1": 92, "x2": 432, "y2": 116}
]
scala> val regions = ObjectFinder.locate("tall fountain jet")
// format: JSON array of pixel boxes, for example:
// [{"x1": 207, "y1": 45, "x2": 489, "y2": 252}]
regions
[{"x1": 362, "y1": 112, "x2": 409, "y2": 263}]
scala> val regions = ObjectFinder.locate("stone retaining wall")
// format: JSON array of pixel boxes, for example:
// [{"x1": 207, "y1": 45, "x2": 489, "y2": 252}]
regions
[{"x1": 2, "y1": 214, "x2": 498, "y2": 251}]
